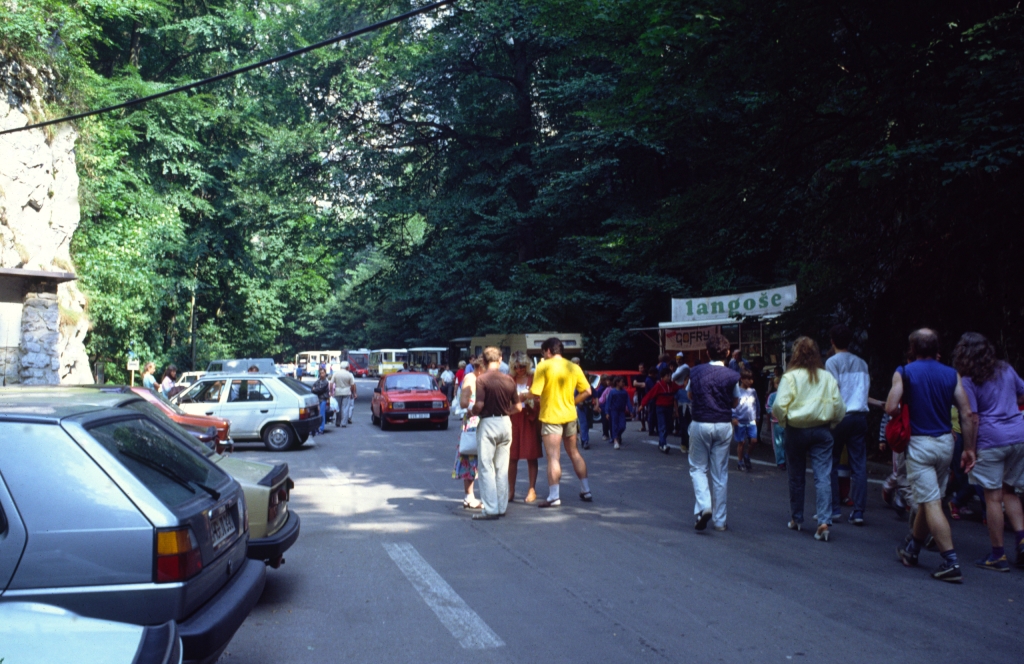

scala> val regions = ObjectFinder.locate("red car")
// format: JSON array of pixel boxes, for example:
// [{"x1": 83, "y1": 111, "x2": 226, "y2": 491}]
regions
[
  {"x1": 371, "y1": 372, "x2": 450, "y2": 430},
  {"x1": 130, "y1": 386, "x2": 233, "y2": 453}
]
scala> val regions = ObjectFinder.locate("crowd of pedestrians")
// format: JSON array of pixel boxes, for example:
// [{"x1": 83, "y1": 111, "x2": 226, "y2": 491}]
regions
[{"x1": 450, "y1": 328, "x2": 1024, "y2": 584}]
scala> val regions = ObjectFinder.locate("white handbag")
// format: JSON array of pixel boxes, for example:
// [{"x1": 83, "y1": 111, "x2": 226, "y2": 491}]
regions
[{"x1": 458, "y1": 415, "x2": 479, "y2": 455}]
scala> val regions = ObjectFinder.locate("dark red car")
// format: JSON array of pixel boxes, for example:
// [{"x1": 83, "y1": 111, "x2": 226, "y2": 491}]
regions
[{"x1": 371, "y1": 372, "x2": 450, "y2": 430}]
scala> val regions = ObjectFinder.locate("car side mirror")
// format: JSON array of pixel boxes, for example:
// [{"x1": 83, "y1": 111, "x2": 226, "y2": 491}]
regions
[{"x1": 373, "y1": 387, "x2": 381, "y2": 394}]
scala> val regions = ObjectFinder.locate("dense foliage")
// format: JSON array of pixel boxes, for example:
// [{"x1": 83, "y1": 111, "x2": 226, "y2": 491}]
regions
[{"x1": 3, "y1": 0, "x2": 1023, "y2": 378}]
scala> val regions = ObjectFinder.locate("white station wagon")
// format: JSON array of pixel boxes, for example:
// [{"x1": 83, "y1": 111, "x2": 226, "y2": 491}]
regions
[{"x1": 172, "y1": 373, "x2": 320, "y2": 451}]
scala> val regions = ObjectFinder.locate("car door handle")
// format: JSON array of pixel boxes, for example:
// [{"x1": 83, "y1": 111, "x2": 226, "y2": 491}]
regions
[
  {"x1": 205, "y1": 411, "x2": 214, "y2": 416},
  {"x1": 260, "y1": 409, "x2": 269, "y2": 413}
]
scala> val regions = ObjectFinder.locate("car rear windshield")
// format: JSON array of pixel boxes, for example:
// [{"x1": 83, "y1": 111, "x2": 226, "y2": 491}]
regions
[
  {"x1": 87, "y1": 416, "x2": 225, "y2": 508},
  {"x1": 123, "y1": 401, "x2": 214, "y2": 458},
  {"x1": 279, "y1": 376, "x2": 311, "y2": 395},
  {"x1": 385, "y1": 374, "x2": 435, "y2": 391}
]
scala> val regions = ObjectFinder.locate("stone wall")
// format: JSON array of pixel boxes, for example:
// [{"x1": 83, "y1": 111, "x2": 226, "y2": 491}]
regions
[
  {"x1": 0, "y1": 51, "x2": 92, "y2": 384},
  {"x1": 19, "y1": 287, "x2": 59, "y2": 384}
]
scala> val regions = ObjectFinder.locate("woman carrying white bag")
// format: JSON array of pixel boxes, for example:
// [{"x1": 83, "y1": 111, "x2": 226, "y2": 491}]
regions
[{"x1": 452, "y1": 358, "x2": 485, "y2": 509}]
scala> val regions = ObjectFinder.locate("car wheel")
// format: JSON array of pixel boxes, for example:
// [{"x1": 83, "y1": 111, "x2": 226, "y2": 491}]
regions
[
  {"x1": 263, "y1": 424, "x2": 296, "y2": 451},
  {"x1": 371, "y1": 409, "x2": 380, "y2": 426},
  {"x1": 438, "y1": 419, "x2": 449, "y2": 430},
  {"x1": 380, "y1": 415, "x2": 391, "y2": 431}
]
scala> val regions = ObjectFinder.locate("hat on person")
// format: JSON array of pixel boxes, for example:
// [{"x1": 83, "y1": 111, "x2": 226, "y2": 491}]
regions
[
  {"x1": 340, "y1": 361, "x2": 349, "y2": 369},
  {"x1": 676, "y1": 352, "x2": 684, "y2": 358}
]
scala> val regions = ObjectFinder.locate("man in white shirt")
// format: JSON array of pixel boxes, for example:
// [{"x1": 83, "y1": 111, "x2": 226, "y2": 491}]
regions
[
  {"x1": 439, "y1": 364, "x2": 456, "y2": 403},
  {"x1": 332, "y1": 361, "x2": 357, "y2": 427},
  {"x1": 826, "y1": 324, "x2": 870, "y2": 525}
]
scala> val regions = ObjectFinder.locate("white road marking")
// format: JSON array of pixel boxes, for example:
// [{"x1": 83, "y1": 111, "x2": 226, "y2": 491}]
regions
[{"x1": 383, "y1": 542, "x2": 505, "y2": 650}]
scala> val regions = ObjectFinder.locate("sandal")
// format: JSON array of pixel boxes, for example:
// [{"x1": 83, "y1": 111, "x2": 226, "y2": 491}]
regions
[
  {"x1": 580, "y1": 491, "x2": 593, "y2": 502},
  {"x1": 462, "y1": 499, "x2": 482, "y2": 510}
]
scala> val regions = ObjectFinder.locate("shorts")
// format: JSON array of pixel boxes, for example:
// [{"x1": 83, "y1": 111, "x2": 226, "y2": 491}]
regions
[
  {"x1": 969, "y1": 443, "x2": 1024, "y2": 490},
  {"x1": 541, "y1": 420, "x2": 579, "y2": 438},
  {"x1": 734, "y1": 423, "x2": 757, "y2": 441},
  {"x1": 906, "y1": 433, "x2": 954, "y2": 505}
]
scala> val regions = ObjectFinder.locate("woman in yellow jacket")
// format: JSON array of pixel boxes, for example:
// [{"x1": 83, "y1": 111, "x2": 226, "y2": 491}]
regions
[{"x1": 772, "y1": 337, "x2": 847, "y2": 542}]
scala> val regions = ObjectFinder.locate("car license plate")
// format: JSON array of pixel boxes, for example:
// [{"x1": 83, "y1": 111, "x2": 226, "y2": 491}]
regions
[
  {"x1": 408, "y1": 413, "x2": 429, "y2": 419},
  {"x1": 210, "y1": 506, "x2": 236, "y2": 549}
]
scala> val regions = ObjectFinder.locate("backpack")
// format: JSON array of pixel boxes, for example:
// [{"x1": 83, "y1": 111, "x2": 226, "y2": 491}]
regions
[{"x1": 885, "y1": 402, "x2": 911, "y2": 454}]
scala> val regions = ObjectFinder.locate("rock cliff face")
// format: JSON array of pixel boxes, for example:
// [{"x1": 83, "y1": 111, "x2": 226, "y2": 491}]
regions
[{"x1": 0, "y1": 52, "x2": 92, "y2": 384}]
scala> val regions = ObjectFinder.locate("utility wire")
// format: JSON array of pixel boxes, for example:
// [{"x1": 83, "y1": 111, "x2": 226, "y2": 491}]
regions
[{"x1": 0, "y1": 0, "x2": 455, "y2": 136}]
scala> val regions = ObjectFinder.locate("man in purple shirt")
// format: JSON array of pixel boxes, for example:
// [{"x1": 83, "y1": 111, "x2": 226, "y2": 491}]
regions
[
  {"x1": 953, "y1": 332, "x2": 1024, "y2": 571},
  {"x1": 886, "y1": 328, "x2": 976, "y2": 583}
]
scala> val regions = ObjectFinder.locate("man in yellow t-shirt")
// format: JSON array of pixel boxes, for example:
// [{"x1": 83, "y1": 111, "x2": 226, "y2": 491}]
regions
[{"x1": 530, "y1": 337, "x2": 593, "y2": 507}]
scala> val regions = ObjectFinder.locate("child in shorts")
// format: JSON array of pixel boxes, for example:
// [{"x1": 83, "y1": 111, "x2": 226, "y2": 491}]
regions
[{"x1": 732, "y1": 368, "x2": 758, "y2": 471}]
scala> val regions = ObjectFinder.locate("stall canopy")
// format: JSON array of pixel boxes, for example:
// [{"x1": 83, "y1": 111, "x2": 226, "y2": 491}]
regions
[{"x1": 657, "y1": 285, "x2": 797, "y2": 365}]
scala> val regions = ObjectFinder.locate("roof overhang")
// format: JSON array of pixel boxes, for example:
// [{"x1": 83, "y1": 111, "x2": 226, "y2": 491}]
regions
[{"x1": 0, "y1": 268, "x2": 77, "y2": 284}]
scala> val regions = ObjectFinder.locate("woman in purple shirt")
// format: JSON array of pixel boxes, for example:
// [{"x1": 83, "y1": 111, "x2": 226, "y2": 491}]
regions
[{"x1": 952, "y1": 332, "x2": 1024, "y2": 572}]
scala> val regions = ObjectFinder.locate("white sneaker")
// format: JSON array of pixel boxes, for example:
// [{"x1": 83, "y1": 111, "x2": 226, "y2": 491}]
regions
[{"x1": 614, "y1": 441, "x2": 621, "y2": 449}]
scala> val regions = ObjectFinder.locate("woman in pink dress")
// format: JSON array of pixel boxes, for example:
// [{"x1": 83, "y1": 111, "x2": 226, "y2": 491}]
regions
[{"x1": 508, "y1": 351, "x2": 542, "y2": 503}]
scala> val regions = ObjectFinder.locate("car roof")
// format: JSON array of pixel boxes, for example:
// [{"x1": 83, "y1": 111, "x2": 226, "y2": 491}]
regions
[
  {"x1": 0, "y1": 386, "x2": 142, "y2": 422},
  {"x1": 199, "y1": 372, "x2": 284, "y2": 378}
]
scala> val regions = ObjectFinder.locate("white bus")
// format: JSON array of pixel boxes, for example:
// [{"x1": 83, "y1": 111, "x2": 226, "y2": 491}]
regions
[
  {"x1": 369, "y1": 348, "x2": 408, "y2": 377},
  {"x1": 294, "y1": 350, "x2": 341, "y2": 377}
]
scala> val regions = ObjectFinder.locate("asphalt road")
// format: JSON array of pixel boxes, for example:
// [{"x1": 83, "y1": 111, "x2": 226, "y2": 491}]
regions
[{"x1": 221, "y1": 379, "x2": 1023, "y2": 663}]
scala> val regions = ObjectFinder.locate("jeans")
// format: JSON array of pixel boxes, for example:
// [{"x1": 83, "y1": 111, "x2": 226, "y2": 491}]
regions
[
  {"x1": 601, "y1": 406, "x2": 611, "y2": 437},
  {"x1": 830, "y1": 412, "x2": 868, "y2": 516},
  {"x1": 476, "y1": 416, "x2": 512, "y2": 516},
  {"x1": 785, "y1": 425, "x2": 834, "y2": 526},
  {"x1": 771, "y1": 422, "x2": 786, "y2": 465},
  {"x1": 677, "y1": 404, "x2": 691, "y2": 447},
  {"x1": 656, "y1": 404, "x2": 673, "y2": 448},
  {"x1": 577, "y1": 405, "x2": 590, "y2": 445},
  {"x1": 647, "y1": 403, "x2": 658, "y2": 435},
  {"x1": 340, "y1": 395, "x2": 354, "y2": 423},
  {"x1": 318, "y1": 400, "x2": 328, "y2": 433},
  {"x1": 688, "y1": 421, "x2": 733, "y2": 528}
]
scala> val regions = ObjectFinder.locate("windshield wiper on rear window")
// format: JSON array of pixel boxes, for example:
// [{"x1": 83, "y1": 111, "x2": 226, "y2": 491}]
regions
[{"x1": 117, "y1": 447, "x2": 220, "y2": 499}]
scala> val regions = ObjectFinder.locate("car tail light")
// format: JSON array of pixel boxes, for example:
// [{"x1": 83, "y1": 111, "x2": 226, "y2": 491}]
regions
[
  {"x1": 299, "y1": 405, "x2": 317, "y2": 418},
  {"x1": 155, "y1": 528, "x2": 203, "y2": 583},
  {"x1": 268, "y1": 483, "x2": 290, "y2": 523}
]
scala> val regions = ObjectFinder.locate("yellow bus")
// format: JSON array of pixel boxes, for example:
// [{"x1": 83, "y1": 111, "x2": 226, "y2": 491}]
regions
[{"x1": 369, "y1": 348, "x2": 408, "y2": 377}]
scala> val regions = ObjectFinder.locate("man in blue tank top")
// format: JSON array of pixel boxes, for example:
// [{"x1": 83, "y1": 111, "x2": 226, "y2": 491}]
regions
[{"x1": 885, "y1": 328, "x2": 977, "y2": 583}]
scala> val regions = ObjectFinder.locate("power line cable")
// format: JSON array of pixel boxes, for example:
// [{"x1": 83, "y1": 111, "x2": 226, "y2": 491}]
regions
[{"x1": 0, "y1": 0, "x2": 455, "y2": 136}]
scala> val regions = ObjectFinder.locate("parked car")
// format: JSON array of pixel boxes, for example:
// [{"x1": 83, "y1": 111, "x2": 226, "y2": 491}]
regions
[
  {"x1": 589, "y1": 370, "x2": 643, "y2": 420},
  {"x1": 127, "y1": 386, "x2": 232, "y2": 452},
  {"x1": 0, "y1": 387, "x2": 266, "y2": 664},
  {"x1": 371, "y1": 372, "x2": 450, "y2": 430},
  {"x1": 175, "y1": 371, "x2": 206, "y2": 388},
  {"x1": 172, "y1": 373, "x2": 319, "y2": 451},
  {"x1": 0, "y1": 602, "x2": 183, "y2": 664},
  {"x1": 207, "y1": 358, "x2": 278, "y2": 374},
  {"x1": 98, "y1": 387, "x2": 300, "y2": 568}
]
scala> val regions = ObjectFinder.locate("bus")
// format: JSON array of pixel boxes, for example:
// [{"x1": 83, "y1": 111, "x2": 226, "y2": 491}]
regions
[
  {"x1": 343, "y1": 348, "x2": 370, "y2": 378},
  {"x1": 369, "y1": 348, "x2": 408, "y2": 377},
  {"x1": 408, "y1": 347, "x2": 447, "y2": 374},
  {"x1": 294, "y1": 350, "x2": 342, "y2": 377}
]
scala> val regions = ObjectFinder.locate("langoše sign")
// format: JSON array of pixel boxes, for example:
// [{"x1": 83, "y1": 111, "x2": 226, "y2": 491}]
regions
[{"x1": 671, "y1": 285, "x2": 797, "y2": 324}]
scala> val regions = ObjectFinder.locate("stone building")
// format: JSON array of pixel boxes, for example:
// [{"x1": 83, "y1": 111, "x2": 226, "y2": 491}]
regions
[{"x1": 1, "y1": 53, "x2": 91, "y2": 385}]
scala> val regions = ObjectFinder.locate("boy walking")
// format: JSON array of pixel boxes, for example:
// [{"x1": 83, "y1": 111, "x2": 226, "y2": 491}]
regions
[{"x1": 732, "y1": 369, "x2": 758, "y2": 470}]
